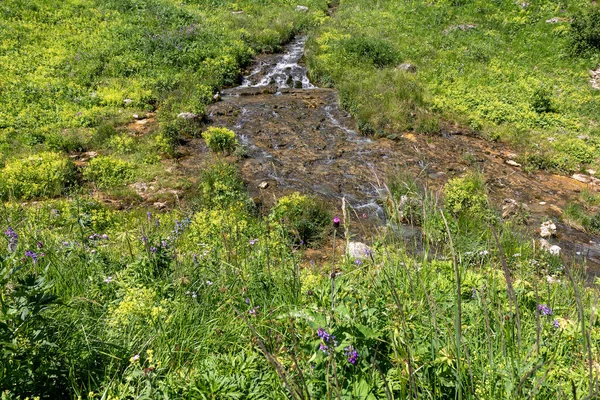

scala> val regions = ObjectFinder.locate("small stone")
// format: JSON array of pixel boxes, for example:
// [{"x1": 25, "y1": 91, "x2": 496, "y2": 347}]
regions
[
  {"x1": 539, "y1": 238, "x2": 561, "y2": 256},
  {"x1": 505, "y1": 160, "x2": 521, "y2": 167},
  {"x1": 502, "y1": 198, "x2": 529, "y2": 219},
  {"x1": 153, "y1": 202, "x2": 167, "y2": 210},
  {"x1": 540, "y1": 220, "x2": 557, "y2": 238},
  {"x1": 123, "y1": 98, "x2": 133, "y2": 106},
  {"x1": 177, "y1": 112, "x2": 198, "y2": 120},
  {"x1": 213, "y1": 93, "x2": 221, "y2": 102},
  {"x1": 587, "y1": 169, "x2": 597, "y2": 175},
  {"x1": 545, "y1": 17, "x2": 567, "y2": 23},
  {"x1": 296, "y1": 5, "x2": 309, "y2": 12},
  {"x1": 396, "y1": 63, "x2": 417, "y2": 73},
  {"x1": 572, "y1": 173, "x2": 591, "y2": 184},
  {"x1": 539, "y1": 201, "x2": 547, "y2": 205},
  {"x1": 258, "y1": 181, "x2": 269, "y2": 189},
  {"x1": 231, "y1": 10, "x2": 244, "y2": 14},
  {"x1": 347, "y1": 242, "x2": 372, "y2": 260}
]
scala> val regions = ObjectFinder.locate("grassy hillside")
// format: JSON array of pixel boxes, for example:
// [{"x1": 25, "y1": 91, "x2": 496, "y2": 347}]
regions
[
  {"x1": 307, "y1": 0, "x2": 600, "y2": 174},
  {"x1": 1, "y1": 168, "x2": 599, "y2": 398},
  {"x1": 2, "y1": 0, "x2": 600, "y2": 398},
  {"x1": 0, "y1": 0, "x2": 328, "y2": 199}
]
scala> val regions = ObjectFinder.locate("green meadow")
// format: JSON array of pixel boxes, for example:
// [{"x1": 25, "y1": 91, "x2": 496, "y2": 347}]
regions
[{"x1": 2, "y1": 0, "x2": 600, "y2": 398}]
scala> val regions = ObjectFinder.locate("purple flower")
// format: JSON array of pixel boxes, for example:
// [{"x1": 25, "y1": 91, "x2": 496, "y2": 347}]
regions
[
  {"x1": 4, "y1": 227, "x2": 18, "y2": 252},
  {"x1": 104, "y1": 276, "x2": 113, "y2": 283},
  {"x1": 101, "y1": 234, "x2": 109, "y2": 240},
  {"x1": 36, "y1": 241, "x2": 43, "y2": 249},
  {"x1": 319, "y1": 343, "x2": 329, "y2": 353},
  {"x1": 150, "y1": 246, "x2": 157, "y2": 253},
  {"x1": 355, "y1": 259, "x2": 362, "y2": 265},
  {"x1": 249, "y1": 239, "x2": 258, "y2": 245},
  {"x1": 245, "y1": 297, "x2": 250, "y2": 305},
  {"x1": 538, "y1": 304, "x2": 552, "y2": 316},
  {"x1": 24, "y1": 250, "x2": 38, "y2": 264},
  {"x1": 249, "y1": 306, "x2": 260, "y2": 315},
  {"x1": 553, "y1": 319, "x2": 560, "y2": 329},
  {"x1": 147, "y1": 211, "x2": 152, "y2": 221},
  {"x1": 333, "y1": 217, "x2": 340, "y2": 228},
  {"x1": 142, "y1": 236, "x2": 148, "y2": 244},
  {"x1": 317, "y1": 328, "x2": 337, "y2": 348},
  {"x1": 344, "y1": 346, "x2": 359, "y2": 365}
]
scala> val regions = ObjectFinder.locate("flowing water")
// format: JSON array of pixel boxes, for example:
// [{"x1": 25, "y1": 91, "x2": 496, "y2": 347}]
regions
[{"x1": 181, "y1": 36, "x2": 600, "y2": 278}]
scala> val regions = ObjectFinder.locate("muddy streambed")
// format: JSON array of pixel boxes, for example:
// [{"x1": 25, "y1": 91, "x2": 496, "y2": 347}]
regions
[{"x1": 180, "y1": 36, "x2": 600, "y2": 279}]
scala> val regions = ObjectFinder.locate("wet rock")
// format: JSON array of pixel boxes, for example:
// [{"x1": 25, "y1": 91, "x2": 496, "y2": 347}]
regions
[
  {"x1": 213, "y1": 93, "x2": 221, "y2": 102},
  {"x1": 258, "y1": 181, "x2": 269, "y2": 189},
  {"x1": 443, "y1": 24, "x2": 477, "y2": 34},
  {"x1": 591, "y1": 66, "x2": 600, "y2": 90},
  {"x1": 502, "y1": 198, "x2": 529, "y2": 219},
  {"x1": 540, "y1": 220, "x2": 557, "y2": 238},
  {"x1": 123, "y1": 98, "x2": 133, "y2": 106},
  {"x1": 153, "y1": 202, "x2": 167, "y2": 210},
  {"x1": 296, "y1": 5, "x2": 309, "y2": 12},
  {"x1": 177, "y1": 112, "x2": 198, "y2": 120},
  {"x1": 347, "y1": 242, "x2": 372, "y2": 260},
  {"x1": 505, "y1": 159, "x2": 521, "y2": 167},
  {"x1": 396, "y1": 63, "x2": 417, "y2": 73},
  {"x1": 428, "y1": 171, "x2": 445, "y2": 179},
  {"x1": 572, "y1": 173, "x2": 591, "y2": 184},
  {"x1": 539, "y1": 238, "x2": 561, "y2": 255}
]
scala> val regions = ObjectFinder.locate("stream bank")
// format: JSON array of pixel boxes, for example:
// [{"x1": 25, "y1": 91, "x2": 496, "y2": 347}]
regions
[{"x1": 178, "y1": 35, "x2": 600, "y2": 280}]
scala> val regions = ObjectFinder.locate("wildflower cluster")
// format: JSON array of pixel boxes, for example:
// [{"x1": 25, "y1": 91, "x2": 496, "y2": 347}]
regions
[
  {"x1": 4, "y1": 227, "x2": 18, "y2": 252},
  {"x1": 344, "y1": 346, "x2": 359, "y2": 365},
  {"x1": 88, "y1": 233, "x2": 109, "y2": 241},
  {"x1": 317, "y1": 328, "x2": 337, "y2": 354},
  {"x1": 24, "y1": 249, "x2": 43, "y2": 264},
  {"x1": 538, "y1": 303, "x2": 553, "y2": 316}
]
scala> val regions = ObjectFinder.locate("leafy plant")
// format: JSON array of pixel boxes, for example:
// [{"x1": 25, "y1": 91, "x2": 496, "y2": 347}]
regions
[
  {"x1": 83, "y1": 156, "x2": 134, "y2": 189},
  {"x1": 269, "y1": 192, "x2": 330, "y2": 245},
  {"x1": 0, "y1": 152, "x2": 76, "y2": 200},
  {"x1": 203, "y1": 127, "x2": 238, "y2": 154},
  {"x1": 569, "y1": 7, "x2": 600, "y2": 55}
]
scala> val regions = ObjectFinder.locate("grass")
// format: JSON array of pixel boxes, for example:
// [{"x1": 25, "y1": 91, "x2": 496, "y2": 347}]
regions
[
  {"x1": 2, "y1": 0, "x2": 600, "y2": 398},
  {"x1": 306, "y1": 0, "x2": 600, "y2": 174},
  {"x1": 1, "y1": 164, "x2": 599, "y2": 398}
]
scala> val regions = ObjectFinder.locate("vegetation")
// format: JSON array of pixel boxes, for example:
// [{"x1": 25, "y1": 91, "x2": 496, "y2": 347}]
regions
[
  {"x1": 1, "y1": 168, "x2": 599, "y2": 398},
  {"x1": 307, "y1": 0, "x2": 600, "y2": 173},
  {"x1": 203, "y1": 126, "x2": 239, "y2": 154},
  {"x1": 3, "y1": 0, "x2": 600, "y2": 398}
]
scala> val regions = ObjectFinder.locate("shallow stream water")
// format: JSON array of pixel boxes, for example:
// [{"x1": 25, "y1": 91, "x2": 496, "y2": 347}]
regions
[{"x1": 191, "y1": 36, "x2": 600, "y2": 278}]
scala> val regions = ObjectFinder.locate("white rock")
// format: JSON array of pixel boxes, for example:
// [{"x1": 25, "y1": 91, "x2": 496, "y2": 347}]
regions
[
  {"x1": 123, "y1": 98, "x2": 133, "y2": 106},
  {"x1": 177, "y1": 112, "x2": 198, "y2": 120},
  {"x1": 539, "y1": 239, "x2": 561, "y2": 256},
  {"x1": 540, "y1": 220, "x2": 557, "y2": 238},
  {"x1": 505, "y1": 159, "x2": 521, "y2": 167},
  {"x1": 572, "y1": 173, "x2": 591, "y2": 184},
  {"x1": 396, "y1": 63, "x2": 417, "y2": 73},
  {"x1": 296, "y1": 5, "x2": 309, "y2": 11},
  {"x1": 347, "y1": 242, "x2": 372, "y2": 260},
  {"x1": 258, "y1": 181, "x2": 269, "y2": 189},
  {"x1": 213, "y1": 93, "x2": 221, "y2": 101}
]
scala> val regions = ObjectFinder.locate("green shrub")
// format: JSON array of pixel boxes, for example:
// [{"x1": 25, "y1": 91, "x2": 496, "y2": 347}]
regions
[
  {"x1": 269, "y1": 192, "x2": 330, "y2": 245},
  {"x1": 530, "y1": 87, "x2": 554, "y2": 114},
  {"x1": 204, "y1": 127, "x2": 238, "y2": 154},
  {"x1": 552, "y1": 138, "x2": 596, "y2": 165},
  {"x1": 569, "y1": 8, "x2": 600, "y2": 55},
  {"x1": 0, "y1": 152, "x2": 75, "y2": 200},
  {"x1": 83, "y1": 156, "x2": 134, "y2": 189},
  {"x1": 199, "y1": 162, "x2": 248, "y2": 208},
  {"x1": 444, "y1": 174, "x2": 488, "y2": 216},
  {"x1": 339, "y1": 36, "x2": 400, "y2": 68}
]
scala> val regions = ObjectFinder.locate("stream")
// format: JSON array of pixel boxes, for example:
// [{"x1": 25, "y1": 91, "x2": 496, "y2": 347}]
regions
[{"x1": 183, "y1": 35, "x2": 600, "y2": 279}]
